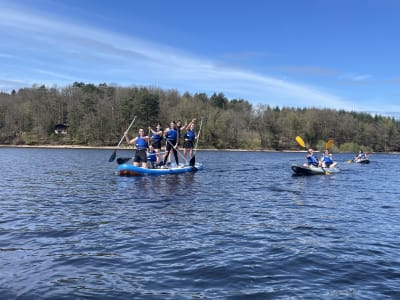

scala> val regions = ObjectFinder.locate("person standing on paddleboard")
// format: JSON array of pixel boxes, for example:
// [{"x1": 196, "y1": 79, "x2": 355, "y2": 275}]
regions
[
  {"x1": 124, "y1": 128, "x2": 149, "y2": 168},
  {"x1": 162, "y1": 121, "x2": 179, "y2": 167}
]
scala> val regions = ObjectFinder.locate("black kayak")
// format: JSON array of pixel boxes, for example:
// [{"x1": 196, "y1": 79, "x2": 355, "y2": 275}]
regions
[
  {"x1": 291, "y1": 165, "x2": 340, "y2": 176},
  {"x1": 354, "y1": 158, "x2": 370, "y2": 164}
]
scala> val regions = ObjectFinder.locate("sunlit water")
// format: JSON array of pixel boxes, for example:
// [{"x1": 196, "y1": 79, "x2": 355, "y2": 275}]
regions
[{"x1": 1, "y1": 148, "x2": 399, "y2": 299}]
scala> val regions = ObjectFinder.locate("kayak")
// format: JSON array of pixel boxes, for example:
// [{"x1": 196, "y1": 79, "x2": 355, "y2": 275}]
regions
[
  {"x1": 117, "y1": 163, "x2": 203, "y2": 176},
  {"x1": 291, "y1": 165, "x2": 340, "y2": 176},
  {"x1": 354, "y1": 158, "x2": 370, "y2": 164}
]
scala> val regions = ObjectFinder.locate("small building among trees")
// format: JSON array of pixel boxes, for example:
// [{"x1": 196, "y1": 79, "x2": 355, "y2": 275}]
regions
[{"x1": 54, "y1": 124, "x2": 68, "y2": 135}]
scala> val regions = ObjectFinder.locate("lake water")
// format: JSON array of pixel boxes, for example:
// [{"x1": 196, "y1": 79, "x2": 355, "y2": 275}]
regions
[{"x1": 1, "y1": 148, "x2": 399, "y2": 299}]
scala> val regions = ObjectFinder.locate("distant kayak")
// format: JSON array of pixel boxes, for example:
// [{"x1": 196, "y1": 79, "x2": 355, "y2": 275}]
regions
[
  {"x1": 291, "y1": 165, "x2": 340, "y2": 176},
  {"x1": 354, "y1": 158, "x2": 370, "y2": 164},
  {"x1": 117, "y1": 163, "x2": 203, "y2": 176}
]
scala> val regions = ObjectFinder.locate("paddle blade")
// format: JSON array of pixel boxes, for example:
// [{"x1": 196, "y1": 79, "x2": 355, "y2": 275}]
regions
[
  {"x1": 326, "y1": 139, "x2": 333, "y2": 150},
  {"x1": 322, "y1": 168, "x2": 331, "y2": 175},
  {"x1": 189, "y1": 155, "x2": 195, "y2": 167},
  {"x1": 109, "y1": 150, "x2": 117, "y2": 162},
  {"x1": 295, "y1": 136, "x2": 306, "y2": 148}
]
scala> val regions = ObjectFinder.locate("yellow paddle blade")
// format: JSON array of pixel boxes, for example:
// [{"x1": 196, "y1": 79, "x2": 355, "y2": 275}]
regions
[
  {"x1": 295, "y1": 136, "x2": 306, "y2": 148},
  {"x1": 325, "y1": 139, "x2": 333, "y2": 150}
]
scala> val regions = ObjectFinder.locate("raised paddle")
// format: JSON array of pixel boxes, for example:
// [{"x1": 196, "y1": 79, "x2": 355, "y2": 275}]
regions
[
  {"x1": 108, "y1": 116, "x2": 136, "y2": 162},
  {"x1": 295, "y1": 135, "x2": 306, "y2": 148},
  {"x1": 325, "y1": 139, "x2": 333, "y2": 150},
  {"x1": 189, "y1": 118, "x2": 204, "y2": 167}
]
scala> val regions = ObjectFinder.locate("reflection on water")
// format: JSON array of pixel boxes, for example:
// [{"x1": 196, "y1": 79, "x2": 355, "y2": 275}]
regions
[{"x1": 1, "y1": 148, "x2": 400, "y2": 299}]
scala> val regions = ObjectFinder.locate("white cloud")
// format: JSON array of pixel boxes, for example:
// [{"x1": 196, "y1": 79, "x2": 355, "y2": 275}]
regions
[{"x1": 339, "y1": 73, "x2": 372, "y2": 82}]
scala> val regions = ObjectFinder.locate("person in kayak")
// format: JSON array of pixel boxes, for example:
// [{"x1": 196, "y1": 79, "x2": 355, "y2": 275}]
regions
[
  {"x1": 355, "y1": 150, "x2": 368, "y2": 161},
  {"x1": 304, "y1": 148, "x2": 320, "y2": 167},
  {"x1": 320, "y1": 149, "x2": 337, "y2": 168},
  {"x1": 124, "y1": 128, "x2": 149, "y2": 168}
]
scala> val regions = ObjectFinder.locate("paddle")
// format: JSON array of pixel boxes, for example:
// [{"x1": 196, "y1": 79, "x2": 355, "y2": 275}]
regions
[
  {"x1": 295, "y1": 135, "x2": 306, "y2": 148},
  {"x1": 166, "y1": 140, "x2": 187, "y2": 163},
  {"x1": 325, "y1": 139, "x2": 333, "y2": 150},
  {"x1": 108, "y1": 116, "x2": 136, "y2": 162},
  {"x1": 189, "y1": 118, "x2": 204, "y2": 167}
]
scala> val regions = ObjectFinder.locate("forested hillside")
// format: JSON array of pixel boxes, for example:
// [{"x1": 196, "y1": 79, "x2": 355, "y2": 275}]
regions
[{"x1": 1, "y1": 82, "x2": 399, "y2": 152}]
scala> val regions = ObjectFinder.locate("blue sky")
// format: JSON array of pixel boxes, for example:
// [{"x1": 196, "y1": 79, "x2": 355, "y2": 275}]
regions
[{"x1": 1, "y1": 0, "x2": 399, "y2": 118}]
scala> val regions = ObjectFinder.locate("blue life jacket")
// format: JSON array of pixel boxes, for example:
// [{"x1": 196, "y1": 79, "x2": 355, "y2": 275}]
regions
[
  {"x1": 147, "y1": 152, "x2": 157, "y2": 162},
  {"x1": 184, "y1": 130, "x2": 196, "y2": 141},
  {"x1": 135, "y1": 137, "x2": 148, "y2": 149},
  {"x1": 151, "y1": 132, "x2": 162, "y2": 142},
  {"x1": 321, "y1": 155, "x2": 333, "y2": 166},
  {"x1": 307, "y1": 155, "x2": 319, "y2": 166},
  {"x1": 166, "y1": 129, "x2": 177, "y2": 141}
]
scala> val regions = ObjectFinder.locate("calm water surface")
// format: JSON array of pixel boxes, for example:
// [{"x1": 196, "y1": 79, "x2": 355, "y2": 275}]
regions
[{"x1": 1, "y1": 148, "x2": 399, "y2": 299}]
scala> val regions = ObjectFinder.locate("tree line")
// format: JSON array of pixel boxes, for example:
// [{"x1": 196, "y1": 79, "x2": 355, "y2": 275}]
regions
[{"x1": 1, "y1": 82, "x2": 399, "y2": 152}]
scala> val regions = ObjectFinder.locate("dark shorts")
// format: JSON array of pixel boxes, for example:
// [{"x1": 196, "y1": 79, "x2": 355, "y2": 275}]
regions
[
  {"x1": 134, "y1": 149, "x2": 147, "y2": 163},
  {"x1": 183, "y1": 140, "x2": 194, "y2": 149},
  {"x1": 151, "y1": 141, "x2": 162, "y2": 150}
]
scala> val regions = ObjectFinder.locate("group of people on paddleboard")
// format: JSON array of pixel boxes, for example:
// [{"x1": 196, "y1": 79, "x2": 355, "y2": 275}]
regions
[
  {"x1": 304, "y1": 148, "x2": 338, "y2": 168},
  {"x1": 124, "y1": 119, "x2": 199, "y2": 168}
]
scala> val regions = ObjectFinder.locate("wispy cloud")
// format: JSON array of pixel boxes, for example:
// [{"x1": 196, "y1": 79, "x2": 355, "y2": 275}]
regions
[
  {"x1": 0, "y1": 3, "x2": 366, "y2": 113},
  {"x1": 222, "y1": 51, "x2": 271, "y2": 61},
  {"x1": 276, "y1": 66, "x2": 338, "y2": 77},
  {"x1": 339, "y1": 73, "x2": 372, "y2": 82}
]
